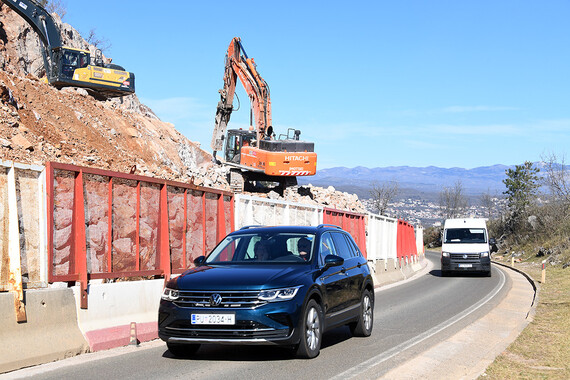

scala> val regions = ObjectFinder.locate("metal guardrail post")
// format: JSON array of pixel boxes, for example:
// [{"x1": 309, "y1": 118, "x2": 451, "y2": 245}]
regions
[
  {"x1": 73, "y1": 170, "x2": 88, "y2": 309},
  {"x1": 8, "y1": 163, "x2": 27, "y2": 322},
  {"x1": 158, "y1": 183, "x2": 171, "y2": 281}
]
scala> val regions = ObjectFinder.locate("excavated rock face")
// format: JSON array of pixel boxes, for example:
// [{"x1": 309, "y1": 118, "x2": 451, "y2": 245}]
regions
[
  {"x1": 0, "y1": 4, "x2": 366, "y2": 213},
  {"x1": 0, "y1": 5, "x2": 220, "y2": 188}
]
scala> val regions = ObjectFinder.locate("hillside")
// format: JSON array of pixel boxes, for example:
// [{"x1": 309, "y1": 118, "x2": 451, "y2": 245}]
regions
[
  {"x1": 0, "y1": 4, "x2": 365, "y2": 213},
  {"x1": 0, "y1": 5, "x2": 225, "y2": 187}
]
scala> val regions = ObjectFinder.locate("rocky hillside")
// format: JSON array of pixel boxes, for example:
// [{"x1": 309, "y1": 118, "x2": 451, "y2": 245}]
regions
[{"x1": 0, "y1": 4, "x2": 365, "y2": 213}]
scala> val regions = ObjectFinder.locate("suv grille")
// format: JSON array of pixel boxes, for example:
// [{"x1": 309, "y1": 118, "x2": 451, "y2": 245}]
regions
[{"x1": 174, "y1": 290, "x2": 264, "y2": 308}]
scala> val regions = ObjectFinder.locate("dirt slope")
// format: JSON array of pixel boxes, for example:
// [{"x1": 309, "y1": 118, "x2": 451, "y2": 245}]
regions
[{"x1": 0, "y1": 5, "x2": 222, "y2": 188}]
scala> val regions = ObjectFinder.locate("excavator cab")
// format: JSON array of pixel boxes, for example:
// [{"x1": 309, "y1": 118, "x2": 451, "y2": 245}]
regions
[
  {"x1": 57, "y1": 48, "x2": 90, "y2": 79},
  {"x1": 225, "y1": 129, "x2": 255, "y2": 164}
]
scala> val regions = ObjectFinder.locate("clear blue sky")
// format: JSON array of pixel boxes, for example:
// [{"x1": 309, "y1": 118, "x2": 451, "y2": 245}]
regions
[{"x1": 63, "y1": 0, "x2": 570, "y2": 170}]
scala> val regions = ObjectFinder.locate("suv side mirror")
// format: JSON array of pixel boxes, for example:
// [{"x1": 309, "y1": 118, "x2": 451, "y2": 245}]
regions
[
  {"x1": 193, "y1": 255, "x2": 206, "y2": 266},
  {"x1": 324, "y1": 254, "x2": 344, "y2": 268}
]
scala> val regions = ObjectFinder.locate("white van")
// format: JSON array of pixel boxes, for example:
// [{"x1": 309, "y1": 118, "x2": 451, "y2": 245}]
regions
[{"x1": 441, "y1": 218, "x2": 494, "y2": 277}]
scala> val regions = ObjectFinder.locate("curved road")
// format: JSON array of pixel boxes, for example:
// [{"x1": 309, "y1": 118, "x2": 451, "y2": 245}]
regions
[{"x1": 6, "y1": 251, "x2": 514, "y2": 380}]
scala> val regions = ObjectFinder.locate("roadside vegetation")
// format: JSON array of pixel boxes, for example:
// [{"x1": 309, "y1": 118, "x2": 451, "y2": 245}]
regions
[
  {"x1": 425, "y1": 157, "x2": 570, "y2": 378},
  {"x1": 482, "y1": 159, "x2": 570, "y2": 378}
]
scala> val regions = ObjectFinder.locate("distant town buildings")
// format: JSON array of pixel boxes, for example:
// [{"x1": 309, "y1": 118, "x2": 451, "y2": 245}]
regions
[{"x1": 363, "y1": 196, "x2": 506, "y2": 227}]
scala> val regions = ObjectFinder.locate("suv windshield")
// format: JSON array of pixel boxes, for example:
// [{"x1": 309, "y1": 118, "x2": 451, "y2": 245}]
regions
[
  {"x1": 206, "y1": 232, "x2": 315, "y2": 264},
  {"x1": 444, "y1": 228, "x2": 487, "y2": 244}
]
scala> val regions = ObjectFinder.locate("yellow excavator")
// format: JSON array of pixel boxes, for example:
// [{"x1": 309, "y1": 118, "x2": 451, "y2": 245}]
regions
[{"x1": 2, "y1": 0, "x2": 135, "y2": 99}]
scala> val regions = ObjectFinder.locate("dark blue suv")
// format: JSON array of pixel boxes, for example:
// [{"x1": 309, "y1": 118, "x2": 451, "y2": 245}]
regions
[{"x1": 158, "y1": 224, "x2": 374, "y2": 359}]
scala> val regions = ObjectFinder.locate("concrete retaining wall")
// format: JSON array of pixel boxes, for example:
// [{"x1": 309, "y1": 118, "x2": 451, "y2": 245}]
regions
[
  {"x1": 0, "y1": 288, "x2": 88, "y2": 373},
  {"x1": 71, "y1": 279, "x2": 164, "y2": 352}
]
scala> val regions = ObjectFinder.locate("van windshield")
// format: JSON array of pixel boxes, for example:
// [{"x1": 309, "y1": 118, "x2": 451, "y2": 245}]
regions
[{"x1": 444, "y1": 228, "x2": 487, "y2": 244}]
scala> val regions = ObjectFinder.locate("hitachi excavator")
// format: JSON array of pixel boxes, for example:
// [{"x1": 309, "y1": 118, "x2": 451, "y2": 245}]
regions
[
  {"x1": 212, "y1": 37, "x2": 317, "y2": 193},
  {"x1": 1, "y1": 0, "x2": 135, "y2": 98}
]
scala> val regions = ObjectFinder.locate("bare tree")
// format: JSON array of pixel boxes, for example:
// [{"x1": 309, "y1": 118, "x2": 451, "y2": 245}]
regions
[
  {"x1": 480, "y1": 190, "x2": 496, "y2": 219},
  {"x1": 370, "y1": 180, "x2": 399, "y2": 216},
  {"x1": 542, "y1": 152, "x2": 570, "y2": 207},
  {"x1": 86, "y1": 28, "x2": 112, "y2": 54},
  {"x1": 38, "y1": 0, "x2": 67, "y2": 19},
  {"x1": 439, "y1": 180, "x2": 468, "y2": 220}
]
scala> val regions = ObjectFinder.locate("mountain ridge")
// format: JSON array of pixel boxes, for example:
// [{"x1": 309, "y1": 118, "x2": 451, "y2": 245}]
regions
[{"x1": 299, "y1": 164, "x2": 514, "y2": 201}]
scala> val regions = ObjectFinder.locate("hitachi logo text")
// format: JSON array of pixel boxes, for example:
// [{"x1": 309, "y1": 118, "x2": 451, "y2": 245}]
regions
[{"x1": 285, "y1": 156, "x2": 308, "y2": 161}]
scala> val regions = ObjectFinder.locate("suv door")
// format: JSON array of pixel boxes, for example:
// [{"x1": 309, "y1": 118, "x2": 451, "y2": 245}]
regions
[
  {"x1": 317, "y1": 232, "x2": 350, "y2": 323},
  {"x1": 331, "y1": 232, "x2": 364, "y2": 311}
]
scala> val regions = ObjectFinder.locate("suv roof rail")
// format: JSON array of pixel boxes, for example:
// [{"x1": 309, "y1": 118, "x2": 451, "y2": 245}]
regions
[
  {"x1": 239, "y1": 225, "x2": 265, "y2": 230},
  {"x1": 317, "y1": 224, "x2": 341, "y2": 229}
]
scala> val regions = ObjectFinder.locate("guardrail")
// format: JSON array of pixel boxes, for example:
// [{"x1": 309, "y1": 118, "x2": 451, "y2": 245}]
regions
[
  {"x1": 45, "y1": 162, "x2": 234, "y2": 309},
  {"x1": 397, "y1": 219, "x2": 418, "y2": 265},
  {"x1": 2, "y1": 160, "x2": 422, "y2": 314}
]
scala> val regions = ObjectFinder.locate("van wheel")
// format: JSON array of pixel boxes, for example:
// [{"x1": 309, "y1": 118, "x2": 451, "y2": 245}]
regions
[
  {"x1": 296, "y1": 299, "x2": 323, "y2": 359},
  {"x1": 350, "y1": 289, "x2": 374, "y2": 337}
]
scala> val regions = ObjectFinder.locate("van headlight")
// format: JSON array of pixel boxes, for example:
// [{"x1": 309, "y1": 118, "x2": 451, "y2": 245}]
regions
[
  {"x1": 259, "y1": 286, "x2": 302, "y2": 302},
  {"x1": 480, "y1": 251, "x2": 489, "y2": 258},
  {"x1": 442, "y1": 252, "x2": 450, "y2": 258},
  {"x1": 161, "y1": 288, "x2": 179, "y2": 301}
]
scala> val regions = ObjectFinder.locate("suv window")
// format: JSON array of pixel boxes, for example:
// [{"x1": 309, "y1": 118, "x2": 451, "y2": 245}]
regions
[
  {"x1": 319, "y1": 233, "x2": 337, "y2": 265},
  {"x1": 345, "y1": 235, "x2": 362, "y2": 257},
  {"x1": 331, "y1": 232, "x2": 353, "y2": 260}
]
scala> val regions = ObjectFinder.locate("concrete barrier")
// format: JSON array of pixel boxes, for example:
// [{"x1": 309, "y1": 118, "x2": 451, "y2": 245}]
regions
[
  {"x1": 71, "y1": 279, "x2": 164, "y2": 352},
  {"x1": 0, "y1": 288, "x2": 88, "y2": 374},
  {"x1": 372, "y1": 256, "x2": 427, "y2": 287}
]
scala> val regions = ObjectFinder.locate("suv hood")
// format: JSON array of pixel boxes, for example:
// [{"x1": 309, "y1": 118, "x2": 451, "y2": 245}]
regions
[{"x1": 172, "y1": 265, "x2": 309, "y2": 291}]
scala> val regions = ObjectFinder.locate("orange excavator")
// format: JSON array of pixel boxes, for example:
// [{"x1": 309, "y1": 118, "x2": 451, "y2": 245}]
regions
[{"x1": 211, "y1": 37, "x2": 317, "y2": 193}]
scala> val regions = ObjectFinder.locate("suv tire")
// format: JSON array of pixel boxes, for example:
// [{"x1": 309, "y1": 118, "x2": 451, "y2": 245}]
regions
[
  {"x1": 350, "y1": 289, "x2": 374, "y2": 337},
  {"x1": 296, "y1": 299, "x2": 323, "y2": 359}
]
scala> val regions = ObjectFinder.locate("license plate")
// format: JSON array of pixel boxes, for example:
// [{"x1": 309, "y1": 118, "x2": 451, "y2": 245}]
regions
[
  {"x1": 458, "y1": 264, "x2": 473, "y2": 268},
  {"x1": 191, "y1": 313, "x2": 235, "y2": 325}
]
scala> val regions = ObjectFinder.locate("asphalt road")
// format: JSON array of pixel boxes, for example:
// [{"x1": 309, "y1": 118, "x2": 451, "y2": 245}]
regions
[{"x1": 5, "y1": 251, "x2": 511, "y2": 380}]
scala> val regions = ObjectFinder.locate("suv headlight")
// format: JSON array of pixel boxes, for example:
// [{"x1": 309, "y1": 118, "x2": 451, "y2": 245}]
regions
[
  {"x1": 258, "y1": 286, "x2": 302, "y2": 302},
  {"x1": 480, "y1": 251, "x2": 489, "y2": 258},
  {"x1": 442, "y1": 252, "x2": 450, "y2": 258},
  {"x1": 161, "y1": 288, "x2": 179, "y2": 301}
]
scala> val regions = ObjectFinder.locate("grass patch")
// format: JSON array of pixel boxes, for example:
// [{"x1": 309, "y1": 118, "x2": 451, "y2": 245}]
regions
[{"x1": 481, "y1": 263, "x2": 570, "y2": 379}]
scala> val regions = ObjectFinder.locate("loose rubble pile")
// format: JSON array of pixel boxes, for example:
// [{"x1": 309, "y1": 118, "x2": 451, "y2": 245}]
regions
[{"x1": 0, "y1": 5, "x2": 365, "y2": 214}]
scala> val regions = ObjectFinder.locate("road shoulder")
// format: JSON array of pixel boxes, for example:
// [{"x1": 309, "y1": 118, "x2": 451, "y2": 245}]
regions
[{"x1": 381, "y1": 264, "x2": 536, "y2": 379}]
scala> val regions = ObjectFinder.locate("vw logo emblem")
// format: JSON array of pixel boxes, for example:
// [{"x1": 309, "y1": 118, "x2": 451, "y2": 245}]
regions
[
  {"x1": 210, "y1": 294, "x2": 222, "y2": 307},
  {"x1": 463, "y1": 254, "x2": 468, "y2": 259}
]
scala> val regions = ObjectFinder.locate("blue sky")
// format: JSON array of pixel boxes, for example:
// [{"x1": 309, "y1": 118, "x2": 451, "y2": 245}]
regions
[{"x1": 63, "y1": 1, "x2": 570, "y2": 170}]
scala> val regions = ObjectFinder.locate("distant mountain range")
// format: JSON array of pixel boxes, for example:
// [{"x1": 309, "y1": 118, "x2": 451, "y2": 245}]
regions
[{"x1": 298, "y1": 165, "x2": 513, "y2": 202}]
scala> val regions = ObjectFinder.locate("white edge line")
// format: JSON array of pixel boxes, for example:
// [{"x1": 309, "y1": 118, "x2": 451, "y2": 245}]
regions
[{"x1": 332, "y1": 266, "x2": 506, "y2": 380}]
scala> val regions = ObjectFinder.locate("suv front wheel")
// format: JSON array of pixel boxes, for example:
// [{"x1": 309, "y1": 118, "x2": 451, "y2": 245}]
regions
[{"x1": 296, "y1": 299, "x2": 323, "y2": 359}]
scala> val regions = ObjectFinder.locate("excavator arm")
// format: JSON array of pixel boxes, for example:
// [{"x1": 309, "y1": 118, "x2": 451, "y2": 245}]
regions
[
  {"x1": 1, "y1": 0, "x2": 62, "y2": 49},
  {"x1": 211, "y1": 37, "x2": 272, "y2": 156}
]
